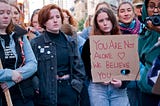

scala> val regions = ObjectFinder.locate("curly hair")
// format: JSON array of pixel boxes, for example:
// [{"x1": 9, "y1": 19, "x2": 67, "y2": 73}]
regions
[{"x1": 62, "y1": 9, "x2": 78, "y2": 28}]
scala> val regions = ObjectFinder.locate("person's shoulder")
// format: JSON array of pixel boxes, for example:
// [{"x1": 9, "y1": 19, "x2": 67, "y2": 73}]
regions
[
  {"x1": 14, "y1": 25, "x2": 28, "y2": 37},
  {"x1": 30, "y1": 34, "x2": 44, "y2": 44}
]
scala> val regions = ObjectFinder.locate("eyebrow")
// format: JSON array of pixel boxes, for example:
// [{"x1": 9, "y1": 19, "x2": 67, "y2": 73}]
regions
[{"x1": 148, "y1": 2, "x2": 158, "y2": 4}]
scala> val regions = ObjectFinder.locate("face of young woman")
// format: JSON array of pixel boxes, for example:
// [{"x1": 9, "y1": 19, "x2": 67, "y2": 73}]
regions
[
  {"x1": 32, "y1": 14, "x2": 43, "y2": 31},
  {"x1": 147, "y1": 0, "x2": 160, "y2": 16},
  {"x1": 97, "y1": 12, "x2": 113, "y2": 34},
  {"x1": 0, "y1": 2, "x2": 11, "y2": 30},
  {"x1": 44, "y1": 9, "x2": 62, "y2": 34},
  {"x1": 63, "y1": 12, "x2": 69, "y2": 24},
  {"x1": 118, "y1": 3, "x2": 135, "y2": 24},
  {"x1": 11, "y1": 6, "x2": 20, "y2": 25}
]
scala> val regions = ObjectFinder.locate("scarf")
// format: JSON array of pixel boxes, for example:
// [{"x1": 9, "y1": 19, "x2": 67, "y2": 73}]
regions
[{"x1": 119, "y1": 18, "x2": 141, "y2": 34}]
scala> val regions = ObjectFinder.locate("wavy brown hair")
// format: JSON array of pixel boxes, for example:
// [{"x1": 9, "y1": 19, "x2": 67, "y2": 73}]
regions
[
  {"x1": 62, "y1": 9, "x2": 78, "y2": 28},
  {"x1": 38, "y1": 4, "x2": 64, "y2": 29},
  {"x1": 91, "y1": 8, "x2": 121, "y2": 35},
  {"x1": 95, "y1": 1, "x2": 111, "y2": 11},
  {"x1": 30, "y1": 9, "x2": 40, "y2": 27}
]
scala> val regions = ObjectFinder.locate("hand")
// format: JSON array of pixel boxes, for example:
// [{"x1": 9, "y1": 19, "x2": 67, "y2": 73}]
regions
[
  {"x1": 147, "y1": 20, "x2": 160, "y2": 33},
  {"x1": 27, "y1": 27, "x2": 36, "y2": 33},
  {"x1": 110, "y1": 79, "x2": 122, "y2": 88},
  {"x1": 102, "y1": 81, "x2": 110, "y2": 85},
  {"x1": 0, "y1": 83, "x2": 8, "y2": 92},
  {"x1": 12, "y1": 70, "x2": 22, "y2": 83}
]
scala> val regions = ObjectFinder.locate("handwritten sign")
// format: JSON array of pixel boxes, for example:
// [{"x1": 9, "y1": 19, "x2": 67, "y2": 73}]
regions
[{"x1": 89, "y1": 35, "x2": 139, "y2": 82}]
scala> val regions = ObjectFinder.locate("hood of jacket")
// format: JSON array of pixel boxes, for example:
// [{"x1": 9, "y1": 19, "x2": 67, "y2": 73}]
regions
[
  {"x1": 142, "y1": 0, "x2": 149, "y2": 23},
  {"x1": 14, "y1": 25, "x2": 28, "y2": 38}
]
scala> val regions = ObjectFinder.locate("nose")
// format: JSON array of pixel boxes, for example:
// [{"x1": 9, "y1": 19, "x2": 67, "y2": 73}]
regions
[
  {"x1": 53, "y1": 17, "x2": 58, "y2": 23},
  {"x1": 124, "y1": 11, "x2": 128, "y2": 16},
  {"x1": 4, "y1": 13, "x2": 9, "y2": 19},
  {"x1": 103, "y1": 20, "x2": 107, "y2": 26}
]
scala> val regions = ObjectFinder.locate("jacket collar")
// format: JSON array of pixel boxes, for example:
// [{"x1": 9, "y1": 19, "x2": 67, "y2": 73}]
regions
[
  {"x1": 43, "y1": 30, "x2": 68, "y2": 43},
  {"x1": 14, "y1": 25, "x2": 28, "y2": 38}
]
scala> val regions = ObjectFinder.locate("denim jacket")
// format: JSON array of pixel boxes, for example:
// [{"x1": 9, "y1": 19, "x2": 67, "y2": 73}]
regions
[
  {"x1": 0, "y1": 25, "x2": 37, "y2": 101},
  {"x1": 0, "y1": 32, "x2": 37, "y2": 87},
  {"x1": 31, "y1": 31, "x2": 86, "y2": 105}
]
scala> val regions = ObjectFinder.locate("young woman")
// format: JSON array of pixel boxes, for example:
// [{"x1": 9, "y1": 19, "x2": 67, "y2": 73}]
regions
[
  {"x1": 10, "y1": 4, "x2": 25, "y2": 28},
  {"x1": 80, "y1": 1, "x2": 112, "y2": 40},
  {"x1": 0, "y1": 0, "x2": 37, "y2": 106},
  {"x1": 62, "y1": 9, "x2": 78, "y2": 29},
  {"x1": 117, "y1": 2, "x2": 145, "y2": 35},
  {"x1": 29, "y1": 9, "x2": 43, "y2": 36},
  {"x1": 27, "y1": 9, "x2": 44, "y2": 40},
  {"x1": 81, "y1": 8, "x2": 130, "y2": 106},
  {"x1": 117, "y1": 2, "x2": 146, "y2": 106},
  {"x1": 30, "y1": 4, "x2": 85, "y2": 106}
]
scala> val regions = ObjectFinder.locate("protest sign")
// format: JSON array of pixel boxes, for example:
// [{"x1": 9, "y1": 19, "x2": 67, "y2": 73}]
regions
[{"x1": 89, "y1": 35, "x2": 139, "y2": 82}]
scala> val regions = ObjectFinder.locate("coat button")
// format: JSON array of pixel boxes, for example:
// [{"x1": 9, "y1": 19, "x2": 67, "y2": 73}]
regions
[{"x1": 51, "y1": 67, "x2": 54, "y2": 70}]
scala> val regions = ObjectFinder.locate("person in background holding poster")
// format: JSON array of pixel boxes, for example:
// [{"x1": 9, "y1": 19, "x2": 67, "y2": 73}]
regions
[{"x1": 81, "y1": 8, "x2": 130, "y2": 106}]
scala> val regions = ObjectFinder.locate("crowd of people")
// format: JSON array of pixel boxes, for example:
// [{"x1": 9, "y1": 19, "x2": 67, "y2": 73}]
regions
[{"x1": 0, "y1": 0, "x2": 160, "y2": 106}]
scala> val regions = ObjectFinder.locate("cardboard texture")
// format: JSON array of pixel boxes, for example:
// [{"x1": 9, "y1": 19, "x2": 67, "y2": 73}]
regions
[
  {"x1": 152, "y1": 75, "x2": 160, "y2": 95},
  {"x1": 89, "y1": 35, "x2": 139, "y2": 82}
]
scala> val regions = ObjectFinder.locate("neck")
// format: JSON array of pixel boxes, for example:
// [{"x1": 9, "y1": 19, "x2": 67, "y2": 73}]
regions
[
  {"x1": 0, "y1": 29, "x2": 7, "y2": 35},
  {"x1": 46, "y1": 29, "x2": 59, "y2": 34},
  {"x1": 104, "y1": 32, "x2": 111, "y2": 35}
]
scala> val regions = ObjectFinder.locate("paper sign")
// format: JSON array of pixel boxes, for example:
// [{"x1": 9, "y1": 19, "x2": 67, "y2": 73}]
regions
[{"x1": 89, "y1": 35, "x2": 139, "y2": 82}]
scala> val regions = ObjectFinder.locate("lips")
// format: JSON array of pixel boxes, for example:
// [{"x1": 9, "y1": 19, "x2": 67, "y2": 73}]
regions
[
  {"x1": 103, "y1": 27, "x2": 109, "y2": 30},
  {"x1": 2, "y1": 21, "x2": 9, "y2": 24},
  {"x1": 123, "y1": 17, "x2": 131, "y2": 20}
]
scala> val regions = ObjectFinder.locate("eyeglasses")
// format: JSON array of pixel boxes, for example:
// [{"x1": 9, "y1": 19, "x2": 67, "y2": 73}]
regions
[{"x1": 148, "y1": 2, "x2": 160, "y2": 11}]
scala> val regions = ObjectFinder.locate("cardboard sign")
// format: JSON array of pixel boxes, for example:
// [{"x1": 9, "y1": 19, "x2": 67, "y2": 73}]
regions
[
  {"x1": 89, "y1": 35, "x2": 139, "y2": 82},
  {"x1": 152, "y1": 75, "x2": 160, "y2": 95}
]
